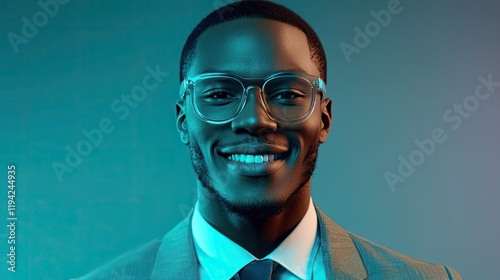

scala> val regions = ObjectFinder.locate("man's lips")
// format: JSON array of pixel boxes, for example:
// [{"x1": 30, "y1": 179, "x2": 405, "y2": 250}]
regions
[
  {"x1": 218, "y1": 143, "x2": 289, "y2": 164},
  {"x1": 217, "y1": 143, "x2": 289, "y2": 176}
]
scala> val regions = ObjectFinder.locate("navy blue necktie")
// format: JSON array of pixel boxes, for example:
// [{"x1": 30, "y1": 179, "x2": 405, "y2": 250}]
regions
[{"x1": 238, "y1": 260, "x2": 275, "y2": 280}]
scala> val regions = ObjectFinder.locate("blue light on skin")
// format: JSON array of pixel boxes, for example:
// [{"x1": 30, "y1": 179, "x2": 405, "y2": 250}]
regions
[{"x1": 176, "y1": 18, "x2": 332, "y2": 258}]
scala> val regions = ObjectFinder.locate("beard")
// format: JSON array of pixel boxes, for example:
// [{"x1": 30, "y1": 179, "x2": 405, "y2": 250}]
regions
[{"x1": 188, "y1": 141, "x2": 319, "y2": 220}]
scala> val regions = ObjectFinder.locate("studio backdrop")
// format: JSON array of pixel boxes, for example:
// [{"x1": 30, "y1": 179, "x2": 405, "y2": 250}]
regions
[{"x1": 1, "y1": 0, "x2": 499, "y2": 279}]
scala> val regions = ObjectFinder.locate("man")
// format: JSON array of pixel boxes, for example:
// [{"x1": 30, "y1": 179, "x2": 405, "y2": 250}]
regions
[{"x1": 77, "y1": 1, "x2": 461, "y2": 279}]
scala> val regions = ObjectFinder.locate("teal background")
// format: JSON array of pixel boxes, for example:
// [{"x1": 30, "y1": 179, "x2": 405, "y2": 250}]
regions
[{"x1": 1, "y1": 0, "x2": 499, "y2": 279}]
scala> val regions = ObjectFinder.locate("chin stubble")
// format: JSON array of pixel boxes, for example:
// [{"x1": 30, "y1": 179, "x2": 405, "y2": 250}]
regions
[{"x1": 188, "y1": 141, "x2": 319, "y2": 220}]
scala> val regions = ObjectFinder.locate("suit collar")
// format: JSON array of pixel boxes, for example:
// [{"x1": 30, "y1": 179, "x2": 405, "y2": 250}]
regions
[
  {"x1": 316, "y1": 206, "x2": 368, "y2": 280},
  {"x1": 150, "y1": 212, "x2": 199, "y2": 280}
]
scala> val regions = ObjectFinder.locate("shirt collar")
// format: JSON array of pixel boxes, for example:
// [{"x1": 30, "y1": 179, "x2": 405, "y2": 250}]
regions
[
  {"x1": 267, "y1": 197, "x2": 318, "y2": 278},
  {"x1": 191, "y1": 197, "x2": 318, "y2": 279}
]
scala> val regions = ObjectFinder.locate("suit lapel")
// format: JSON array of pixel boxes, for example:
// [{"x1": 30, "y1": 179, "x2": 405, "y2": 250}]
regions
[
  {"x1": 150, "y1": 212, "x2": 199, "y2": 280},
  {"x1": 316, "y1": 206, "x2": 368, "y2": 280}
]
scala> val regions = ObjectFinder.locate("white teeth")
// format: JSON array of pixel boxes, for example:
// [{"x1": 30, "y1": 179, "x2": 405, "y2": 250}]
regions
[
  {"x1": 226, "y1": 154, "x2": 282, "y2": 163},
  {"x1": 255, "y1": 155, "x2": 263, "y2": 163},
  {"x1": 245, "y1": 155, "x2": 254, "y2": 163}
]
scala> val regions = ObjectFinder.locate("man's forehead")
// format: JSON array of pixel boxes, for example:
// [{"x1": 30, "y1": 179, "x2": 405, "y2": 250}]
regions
[{"x1": 188, "y1": 18, "x2": 319, "y2": 78}]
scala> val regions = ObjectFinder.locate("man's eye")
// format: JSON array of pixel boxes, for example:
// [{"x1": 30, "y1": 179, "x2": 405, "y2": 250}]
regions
[
  {"x1": 210, "y1": 91, "x2": 229, "y2": 99},
  {"x1": 270, "y1": 90, "x2": 304, "y2": 100},
  {"x1": 202, "y1": 90, "x2": 238, "y2": 102}
]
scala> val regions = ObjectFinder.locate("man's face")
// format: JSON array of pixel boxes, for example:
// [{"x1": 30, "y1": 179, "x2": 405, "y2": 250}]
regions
[{"x1": 177, "y1": 18, "x2": 331, "y2": 218}]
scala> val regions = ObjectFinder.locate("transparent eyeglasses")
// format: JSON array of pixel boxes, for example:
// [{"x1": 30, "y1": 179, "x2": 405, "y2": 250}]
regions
[{"x1": 179, "y1": 71, "x2": 326, "y2": 124}]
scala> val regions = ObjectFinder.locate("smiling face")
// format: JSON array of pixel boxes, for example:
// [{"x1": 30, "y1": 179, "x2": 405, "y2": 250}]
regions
[{"x1": 177, "y1": 18, "x2": 332, "y2": 219}]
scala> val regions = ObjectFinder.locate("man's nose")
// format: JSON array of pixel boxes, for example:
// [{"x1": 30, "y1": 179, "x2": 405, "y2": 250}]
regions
[{"x1": 231, "y1": 86, "x2": 277, "y2": 135}]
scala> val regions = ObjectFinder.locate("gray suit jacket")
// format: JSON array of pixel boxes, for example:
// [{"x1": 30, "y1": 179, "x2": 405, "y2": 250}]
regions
[{"x1": 76, "y1": 207, "x2": 462, "y2": 279}]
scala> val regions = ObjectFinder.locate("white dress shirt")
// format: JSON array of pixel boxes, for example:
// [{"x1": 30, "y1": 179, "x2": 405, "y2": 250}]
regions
[{"x1": 191, "y1": 197, "x2": 327, "y2": 280}]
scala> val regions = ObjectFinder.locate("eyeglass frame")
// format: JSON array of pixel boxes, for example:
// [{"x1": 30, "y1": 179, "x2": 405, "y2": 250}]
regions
[{"x1": 179, "y1": 71, "x2": 327, "y2": 125}]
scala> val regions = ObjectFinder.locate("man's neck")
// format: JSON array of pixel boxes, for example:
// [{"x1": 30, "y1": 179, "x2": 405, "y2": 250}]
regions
[{"x1": 197, "y1": 184, "x2": 311, "y2": 258}]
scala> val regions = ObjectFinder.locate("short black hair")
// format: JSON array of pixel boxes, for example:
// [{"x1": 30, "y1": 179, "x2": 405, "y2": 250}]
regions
[{"x1": 179, "y1": 0, "x2": 327, "y2": 83}]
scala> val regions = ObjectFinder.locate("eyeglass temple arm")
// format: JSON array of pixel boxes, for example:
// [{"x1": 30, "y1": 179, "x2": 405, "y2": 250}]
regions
[{"x1": 315, "y1": 79, "x2": 327, "y2": 97}]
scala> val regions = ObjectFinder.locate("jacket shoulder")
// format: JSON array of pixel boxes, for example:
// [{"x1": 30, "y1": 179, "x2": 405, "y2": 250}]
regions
[
  {"x1": 73, "y1": 215, "x2": 194, "y2": 280},
  {"x1": 74, "y1": 237, "x2": 163, "y2": 280},
  {"x1": 348, "y1": 233, "x2": 462, "y2": 280}
]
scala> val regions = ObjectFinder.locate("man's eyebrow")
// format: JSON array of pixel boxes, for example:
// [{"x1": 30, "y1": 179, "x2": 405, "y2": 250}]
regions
[{"x1": 199, "y1": 67, "x2": 309, "y2": 76}]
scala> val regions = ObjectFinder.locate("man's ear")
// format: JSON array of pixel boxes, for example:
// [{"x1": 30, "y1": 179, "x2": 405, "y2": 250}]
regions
[
  {"x1": 176, "y1": 100, "x2": 189, "y2": 145},
  {"x1": 319, "y1": 98, "x2": 332, "y2": 143}
]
